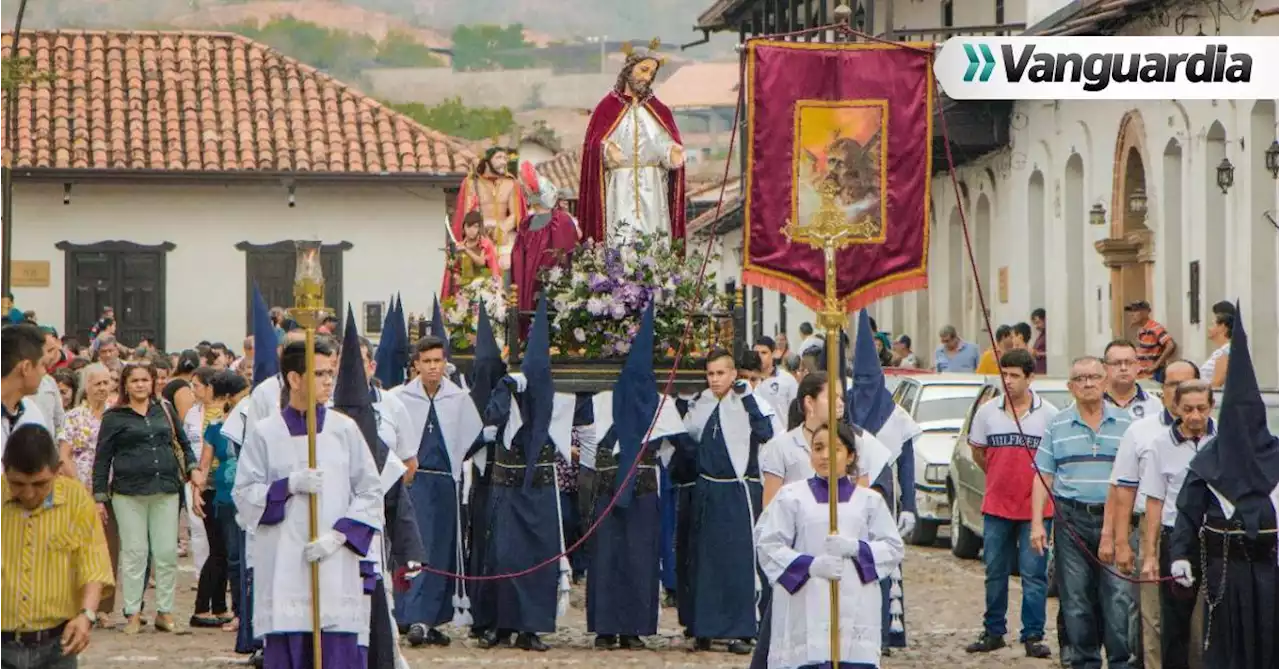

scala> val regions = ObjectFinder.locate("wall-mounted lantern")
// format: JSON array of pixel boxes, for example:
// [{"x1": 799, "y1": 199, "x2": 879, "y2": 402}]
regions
[
  {"x1": 1089, "y1": 202, "x2": 1107, "y2": 226},
  {"x1": 1216, "y1": 157, "x2": 1234, "y2": 193},
  {"x1": 1127, "y1": 187, "x2": 1148, "y2": 217}
]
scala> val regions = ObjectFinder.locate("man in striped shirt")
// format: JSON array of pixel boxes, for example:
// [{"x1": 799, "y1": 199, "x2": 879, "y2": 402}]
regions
[
  {"x1": 2, "y1": 423, "x2": 114, "y2": 668},
  {"x1": 1031, "y1": 356, "x2": 1135, "y2": 669},
  {"x1": 1125, "y1": 301, "x2": 1177, "y2": 382}
]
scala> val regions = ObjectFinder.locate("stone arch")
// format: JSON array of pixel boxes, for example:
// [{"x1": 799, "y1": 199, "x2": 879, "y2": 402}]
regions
[
  {"x1": 1028, "y1": 170, "x2": 1047, "y2": 320},
  {"x1": 970, "y1": 193, "x2": 993, "y2": 340},
  {"x1": 1160, "y1": 137, "x2": 1185, "y2": 347},
  {"x1": 1063, "y1": 153, "x2": 1086, "y2": 369},
  {"x1": 1248, "y1": 100, "x2": 1278, "y2": 385},
  {"x1": 1096, "y1": 109, "x2": 1155, "y2": 337},
  {"x1": 1203, "y1": 120, "x2": 1228, "y2": 327}
]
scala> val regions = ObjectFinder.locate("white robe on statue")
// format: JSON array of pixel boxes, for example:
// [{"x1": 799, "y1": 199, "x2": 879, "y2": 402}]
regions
[
  {"x1": 603, "y1": 102, "x2": 680, "y2": 245},
  {"x1": 233, "y1": 409, "x2": 385, "y2": 638},
  {"x1": 755, "y1": 479, "x2": 904, "y2": 668}
]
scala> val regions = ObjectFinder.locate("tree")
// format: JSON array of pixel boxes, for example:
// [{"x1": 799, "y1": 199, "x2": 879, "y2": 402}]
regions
[
  {"x1": 449, "y1": 23, "x2": 536, "y2": 72},
  {"x1": 375, "y1": 29, "x2": 446, "y2": 68},
  {"x1": 386, "y1": 97, "x2": 515, "y2": 142},
  {"x1": 229, "y1": 17, "x2": 379, "y2": 82}
]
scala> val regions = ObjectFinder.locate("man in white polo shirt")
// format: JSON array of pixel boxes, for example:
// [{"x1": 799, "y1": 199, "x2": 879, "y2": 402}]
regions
[
  {"x1": 1102, "y1": 339, "x2": 1163, "y2": 420},
  {"x1": 2, "y1": 324, "x2": 52, "y2": 455},
  {"x1": 1108, "y1": 358, "x2": 1201, "y2": 669},
  {"x1": 1137, "y1": 379, "x2": 1215, "y2": 669}
]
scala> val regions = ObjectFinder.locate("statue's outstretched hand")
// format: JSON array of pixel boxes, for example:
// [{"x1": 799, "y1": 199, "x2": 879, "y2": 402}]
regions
[
  {"x1": 604, "y1": 141, "x2": 624, "y2": 168},
  {"x1": 668, "y1": 145, "x2": 685, "y2": 168}
]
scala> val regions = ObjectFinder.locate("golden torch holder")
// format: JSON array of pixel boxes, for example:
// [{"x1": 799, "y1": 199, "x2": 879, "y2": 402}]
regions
[
  {"x1": 782, "y1": 180, "x2": 860, "y2": 667},
  {"x1": 287, "y1": 242, "x2": 327, "y2": 669}
]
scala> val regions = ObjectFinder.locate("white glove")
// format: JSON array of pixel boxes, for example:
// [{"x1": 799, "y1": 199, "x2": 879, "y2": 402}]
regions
[
  {"x1": 505, "y1": 373, "x2": 528, "y2": 393},
  {"x1": 733, "y1": 379, "x2": 750, "y2": 395},
  {"x1": 897, "y1": 511, "x2": 916, "y2": 537},
  {"x1": 288, "y1": 468, "x2": 324, "y2": 495},
  {"x1": 303, "y1": 530, "x2": 346, "y2": 563},
  {"x1": 482, "y1": 425, "x2": 498, "y2": 442},
  {"x1": 445, "y1": 362, "x2": 458, "y2": 377},
  {"x1": 1170, "y1": 559, "x2": 1195, "y2": 588},
  {"x1": 402, "y1": 560, "x2": 423, "y2": 580},
  {"x1": 809, "y1": 554, "x2": 845, "y2": 582},
  {"x1": 824, "y1": 534, "x2": 860, "y2": 558}
]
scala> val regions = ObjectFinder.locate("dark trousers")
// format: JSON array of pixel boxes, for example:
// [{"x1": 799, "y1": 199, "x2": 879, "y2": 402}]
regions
[
  {"x1": 1055, "y1": 500, "x2": 1134, "y2": 669},
  {"x1": 215, "y1": 502, "x2": 244, "y2": 617},
  {"x1": 560, "y1": 491, "x2": 587, "y2": 578},
  {"x1": 1158, "y1": 527, "x2": 1201, "y2": 669},
  {"x1": 193, "y1": 489, "x2": 228, "y2": 616},
  {"x1": 0, "y1": 638, "x2": 77, "y2": 669}
]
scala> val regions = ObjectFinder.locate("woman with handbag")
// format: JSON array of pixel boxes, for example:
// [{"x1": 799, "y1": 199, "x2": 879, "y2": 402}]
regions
[{"x1": 92, "y1": 360, "x2": 205, "y2": 635}]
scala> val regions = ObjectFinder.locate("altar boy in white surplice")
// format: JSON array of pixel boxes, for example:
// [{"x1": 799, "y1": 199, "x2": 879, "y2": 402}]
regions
[
  {"x1": 233, "y1": 338, "x2": 385, "y2": 669},
  {"x1": 754, "y1": 422, "x2": 904, "y2": 669}
]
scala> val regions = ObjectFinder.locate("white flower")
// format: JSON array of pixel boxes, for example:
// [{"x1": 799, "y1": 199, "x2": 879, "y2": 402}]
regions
[{"x1": 547, "y1": 266, "x2": 563, "y2": 284}]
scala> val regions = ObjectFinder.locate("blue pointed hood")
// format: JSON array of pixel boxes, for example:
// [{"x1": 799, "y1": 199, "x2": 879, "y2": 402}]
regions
[
  {"x1": 845, "y1": 309, "x2": 894, "y2": 434},
  {"x1": 612, "y1": 304, "x2": 657, "y2": 508},
  {"x1": 519, "y1": 295, "x2": 554, "y2": 487},
  {"x1": 250, "y1": 282, "x2": 279, "y2": 390},
  {"x1": 332, "y1": 306, "x2": 385, "y2": 468},
  {"x1": 1190, "y1": 302, "x2": 1278, "y2": 510},
  {"x1": 469, "y1": 302, "x2": 505, "y2": 415},
  {"x1": 389, "y1": 294, "x2": 409, "y2": 387},
  {"x1": 430, "y1": 295, "x2": 450, "y2": 359},
  {"x1": 373, "y1": 299, "x2": 396, "y2": 389}
]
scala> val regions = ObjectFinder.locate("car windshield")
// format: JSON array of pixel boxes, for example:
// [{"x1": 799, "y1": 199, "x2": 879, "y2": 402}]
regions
[{"x1": 914, "y1": 385, "x2": 983, "y2": 423}]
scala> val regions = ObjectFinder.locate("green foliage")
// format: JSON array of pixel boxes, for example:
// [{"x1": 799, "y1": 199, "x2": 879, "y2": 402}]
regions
[
  {"x1": 225, "y1": 17, "x2": 443, "y2": 83},
  {"x1": 385, "y1": 97, "x2": 515, "y2": 142},
  {"x1": 449, "y1": 23, "x2": 536, "y2": 72},
  {"x1": 2, "y1": 57, "x2": 58, "y2": 93},
  {"x1": 375, "y1": 29, "x2": 446, "y2": 68}
]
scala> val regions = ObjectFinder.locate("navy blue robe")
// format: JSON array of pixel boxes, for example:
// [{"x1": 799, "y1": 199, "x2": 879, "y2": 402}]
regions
[
  {"x1": 465, "y1": 453, "x2": 496, "y2": 633},
  {"x1": 481, "y1": 387, "x2": 560, "y2": 634},
  {"x1": 685, "y1": 399, "x2": 774, "y2": 640},
  {"x1": 395, "y1": 403, "x2": 459, "y2": 627},
  {"x1": 585, "y1": 433, "x2": 687, "y2": 636}
]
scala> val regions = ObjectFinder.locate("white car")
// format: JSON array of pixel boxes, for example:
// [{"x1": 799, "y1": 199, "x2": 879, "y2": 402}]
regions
[{"x1": 889, "y1": 374, "x2": 988, "y2": 545}]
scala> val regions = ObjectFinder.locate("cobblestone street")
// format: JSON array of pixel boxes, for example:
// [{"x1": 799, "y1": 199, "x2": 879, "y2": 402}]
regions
[{"x1": 79, "y1": 542, "x2": 1061, "y2": 668}]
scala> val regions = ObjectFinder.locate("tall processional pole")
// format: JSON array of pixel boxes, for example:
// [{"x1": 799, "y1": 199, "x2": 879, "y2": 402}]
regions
[{"x1": 289, "y1": 240, "x2": 327, "y2": 668}]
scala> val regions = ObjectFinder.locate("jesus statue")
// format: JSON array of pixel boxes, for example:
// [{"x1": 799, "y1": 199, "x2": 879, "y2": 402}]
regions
[{"x1": 577, "y1": 39, "x2": 687, "y2": 247}]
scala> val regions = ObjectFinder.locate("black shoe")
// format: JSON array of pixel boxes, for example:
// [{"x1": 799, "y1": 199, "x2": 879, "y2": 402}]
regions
[
  {"x1": 515, "y1": 632, "x2": 549, "y2": 652},
  {"x1": 727, "y1": 640, "x2": 752, "y2": 655},
  {"x1": 424, "y1": 628, "x2": 451, "y2": 647},
  {"x1": 965, "y1": 631, "x2": 1007, "y2": 653},
  {"x1": 468, "y1": 627, "x2": 487, "y2": 640},
  {"x1": 1023, "y1": 636, "x2": 1052, "y2": 659},
  {"x1": 249, "y1": 650, "x2": 264, "y2": 669},
  {"x1": 619, "y1": 635, "x2": 646, "y2": 650},
  {"x1": 595, "y1": 635, "x2": 618, "y2": 649},
  {"x1": 691, "y1": 637, "x2": 712, "y2": 652},
  {"x1": 406, "y1": 623, "x2": 429, "y2": 647},
  {"x1": 477, "y1": 630, "x2": 511, "y2": 649}
]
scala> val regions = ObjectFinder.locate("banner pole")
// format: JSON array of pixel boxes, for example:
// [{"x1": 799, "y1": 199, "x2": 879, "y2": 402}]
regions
[{"x1": 819, "y1": 241, "x2": 844, "y2": 668}]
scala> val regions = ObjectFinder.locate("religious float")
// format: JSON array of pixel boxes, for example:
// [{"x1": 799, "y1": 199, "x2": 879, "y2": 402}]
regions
[{"x1": 429, "y1": 38, "x2": 746, "y2": 394}]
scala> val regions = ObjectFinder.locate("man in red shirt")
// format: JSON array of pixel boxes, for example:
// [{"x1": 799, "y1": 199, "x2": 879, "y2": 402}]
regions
[
  {"x1": 1126, "y1": 301, "x2": 1177, "y2": 382},
  {"x1": 963, "y1": 348, "x2": 1059, "y2": 659}
]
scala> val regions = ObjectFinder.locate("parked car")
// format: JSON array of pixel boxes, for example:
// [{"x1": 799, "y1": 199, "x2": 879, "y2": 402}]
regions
[
  {"x1": 947, "y1": 377, "x2": 1074, "y2": 560},
  {"x1": 889, "y1": 374, "x2": 987, "y2": 545}
]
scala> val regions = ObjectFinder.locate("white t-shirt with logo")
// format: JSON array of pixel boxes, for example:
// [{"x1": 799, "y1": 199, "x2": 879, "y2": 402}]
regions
[{"x1": 754, "y1": 370, "x2": 799, "y2": 420}]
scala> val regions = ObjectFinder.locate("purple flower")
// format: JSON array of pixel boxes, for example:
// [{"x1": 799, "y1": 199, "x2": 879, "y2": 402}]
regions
[{"x1": 589, "y1": 273, "x2": 611, "y2": 292}]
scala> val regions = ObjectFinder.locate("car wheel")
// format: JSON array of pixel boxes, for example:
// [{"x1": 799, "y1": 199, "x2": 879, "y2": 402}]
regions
[
  {"x1": 907, "y1": 519, "x2": 939, "y2": 546},
  {"x1": 949, "y1": 487, "x2": 982, "y2": 560}
]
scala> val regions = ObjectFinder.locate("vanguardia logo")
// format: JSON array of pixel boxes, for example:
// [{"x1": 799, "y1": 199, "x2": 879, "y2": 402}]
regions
[
  {"x1": 979, "y1": 43, "x2": 1252, "y2": 92},
  {"x1": 962, "y1": 44, "x2": 997, "y2": 82}
]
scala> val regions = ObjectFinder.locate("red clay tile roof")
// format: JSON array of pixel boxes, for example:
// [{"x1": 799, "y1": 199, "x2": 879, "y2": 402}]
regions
[
  {"x1": 536, "y1": 149, "x2": 581, "y2": 197},
  {"x1": 1, "y1": 30, "x2": 475, "y2": 175}
]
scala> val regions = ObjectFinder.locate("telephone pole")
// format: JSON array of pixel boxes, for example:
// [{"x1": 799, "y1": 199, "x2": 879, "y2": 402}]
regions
[{"x1": 2, "y1": 0, "x2": 32, "y2": 295}]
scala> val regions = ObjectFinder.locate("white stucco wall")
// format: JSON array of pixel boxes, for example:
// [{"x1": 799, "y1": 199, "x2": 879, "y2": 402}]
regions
[
  {"x1": 872, "y1": 11, "x2": 1280, "y2": 384},
  {"x1": 9, "y1": 181, "x2": 450, "y2": 350}
]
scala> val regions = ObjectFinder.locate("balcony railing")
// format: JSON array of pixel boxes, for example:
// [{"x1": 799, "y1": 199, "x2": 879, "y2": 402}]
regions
[{"x1": 881, "y1": 23, "x2": 1027, "y2": 43}]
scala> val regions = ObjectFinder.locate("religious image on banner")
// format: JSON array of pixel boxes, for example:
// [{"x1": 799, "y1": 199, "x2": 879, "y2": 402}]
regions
[
  {"x1": 742, "y1": 41, "x2": 933, "y2": 312},
  {"x1": 793, "y1": 102, "x2": 887, "y2": 243}
]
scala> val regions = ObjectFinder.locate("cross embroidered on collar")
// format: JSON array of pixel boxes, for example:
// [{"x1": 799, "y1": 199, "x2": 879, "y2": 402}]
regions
[{"x1": 426, "y1": 421, "x2": 434, "y2": 434}]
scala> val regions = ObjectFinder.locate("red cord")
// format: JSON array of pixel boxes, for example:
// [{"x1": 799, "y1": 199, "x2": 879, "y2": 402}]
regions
[{"x1": 932, "y1": 58, "x2": 1173, "y2": 585}]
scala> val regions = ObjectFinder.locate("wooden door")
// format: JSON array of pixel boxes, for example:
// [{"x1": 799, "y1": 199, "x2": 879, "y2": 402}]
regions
[
  {"x1": 56, "y1": 241, "x2": 172, "y2": 348},
  {"x1": 237, "y1": 241, "x2": 351, "y2": 333}
]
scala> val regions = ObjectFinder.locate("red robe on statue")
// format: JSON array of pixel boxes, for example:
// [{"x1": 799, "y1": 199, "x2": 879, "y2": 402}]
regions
[
  {"x1": 577, "y1": 91, "x2": 687, "y2": 244},
  {"x1": 440, "y1": 174, "x2": 527, "y2": 298},
  {"x1": 512, "y1": 209, "x2": 579, "y2": 315}
]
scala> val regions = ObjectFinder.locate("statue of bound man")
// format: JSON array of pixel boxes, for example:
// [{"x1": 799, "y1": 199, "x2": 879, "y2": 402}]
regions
[
  {"x1": 577, "y1": 39, "x2": 687, "y2": 247},
  {"x1": 451, "y1": 146, "x2": 527, "y2": 269}
]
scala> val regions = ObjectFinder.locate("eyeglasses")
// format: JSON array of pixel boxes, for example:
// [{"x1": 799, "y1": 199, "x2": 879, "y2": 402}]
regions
[{"x1": 1070, "y1": 373, "x2": 1106, "y2": 384}]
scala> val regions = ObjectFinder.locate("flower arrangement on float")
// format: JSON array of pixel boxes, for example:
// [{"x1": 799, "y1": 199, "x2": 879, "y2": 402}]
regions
[
  {"x1": 537, "y1": 232, "x2": 733, "y2": 361},
  {"x1": 441, "y1": 274, "x2": 508, "y2": 353}
]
